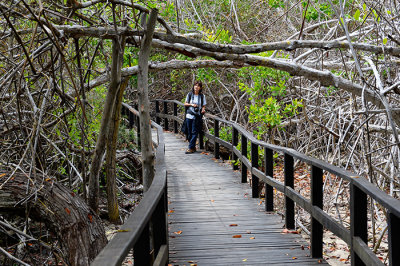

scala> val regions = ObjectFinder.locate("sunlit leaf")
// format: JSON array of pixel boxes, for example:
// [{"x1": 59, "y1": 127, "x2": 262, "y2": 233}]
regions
[{"x1": 354, "y1": 9, "x2": 360, "y2": 21}]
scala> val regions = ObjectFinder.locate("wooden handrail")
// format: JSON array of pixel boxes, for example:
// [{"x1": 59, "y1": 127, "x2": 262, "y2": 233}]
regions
[
  {"x1": 154, "y1": 99, "x2": 400, "y2": 266},
  {"x1": 92, "y1": 103, "x2": 168, "y2": 266}
]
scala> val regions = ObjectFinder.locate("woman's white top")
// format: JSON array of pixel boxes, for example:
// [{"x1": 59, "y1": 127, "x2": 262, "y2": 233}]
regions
[{"x1": 186, "y1": 93, "x2": 206, "y2": 119}]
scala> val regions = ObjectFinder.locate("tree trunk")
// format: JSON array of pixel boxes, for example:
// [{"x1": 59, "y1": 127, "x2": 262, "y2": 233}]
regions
[
  {"x1": 106, "y1": 77, "x2": 129, "y2": 223},
  {"x1": 88, "y1": 37, "x2": 124, "y2": 212},
  {"x1": 137, "y1": 9, "x2": 158, "y2": 192},
  {"x1": 0, "y1": 172, "x2": 107, "y2": 266}
]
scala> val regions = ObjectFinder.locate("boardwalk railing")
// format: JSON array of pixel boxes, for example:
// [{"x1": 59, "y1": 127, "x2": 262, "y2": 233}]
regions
[
  {"x1": 154, "y1": 99, "x2": 400, "y2": 266},
  {"x1": 92, "y1": 103, "x2": 168, "y2": 266}
]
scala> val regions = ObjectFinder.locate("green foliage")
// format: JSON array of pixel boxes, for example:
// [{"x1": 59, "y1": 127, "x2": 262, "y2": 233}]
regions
[
  {"x1": 302, "y1": 1, "x2": 336, "y2": 21},
  {"x1": 199, "y1": 24, "x2": 233, "y2": 44},
  {"x1": 238, "y1": 66, "x2": 289, "y2": 101},
  {"x1": 267, "y1": 0, "x2": 285, "y2": 8},
  {"x1": 214, "y1": 28, "x2": 233, "y2": 44},
  {"x1": 353, "y1": 9, "x2": 360, "y2": 21},
  {"x1": 325, "y1": 85, "x2": 338, "y2": 96},
  {"x1": 118, "y1": 124, "x2": 138, "y2": 150},
  {"x1": 248, "y1": 97, "x2": 282, "y2": 129},
  {"x1": 209, "y1": 126, "x2": 232, "y2": 143},
  {"x1": 160, "y1": 2, "x2": 176, "y2": 21},
  {"x1": 352, "y1": 4, "x2": 381, "y2": 24},
  {"x1": 265, "y1": 0, "x2": 338, "y2": 21},
  {"x1": 238, "y1": 66, "x2": 303, "y2": 137},
  {"x1": 197, "y1": 68, "x2": 218, "y2": 84},
  {"x1": 67, "y1": 85, "x2": 106, "y2": 149},
  {"x1": 125, "y1": 47, "x2": 139, "y2": 66}
]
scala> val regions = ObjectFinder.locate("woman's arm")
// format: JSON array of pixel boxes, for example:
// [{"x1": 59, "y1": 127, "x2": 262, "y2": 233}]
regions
[{"x1": 184, "y1": 102, "x2": 197, "y2": 107}]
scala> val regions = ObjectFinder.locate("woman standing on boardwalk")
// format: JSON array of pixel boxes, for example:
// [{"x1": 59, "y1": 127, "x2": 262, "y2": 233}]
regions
[{"x1": 184, "y1": 81, "x2": 206, "y2": 154}]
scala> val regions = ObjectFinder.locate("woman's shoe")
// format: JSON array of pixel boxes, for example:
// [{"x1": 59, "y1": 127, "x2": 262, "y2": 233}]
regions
[{"x1": 185, "y1": 149, "x2": 195, "y2": 154}]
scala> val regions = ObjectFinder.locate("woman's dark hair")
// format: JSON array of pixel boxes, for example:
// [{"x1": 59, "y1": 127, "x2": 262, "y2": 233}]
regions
[{"x1": 192, "y1": 80, "x2": 203, "y2": 94}]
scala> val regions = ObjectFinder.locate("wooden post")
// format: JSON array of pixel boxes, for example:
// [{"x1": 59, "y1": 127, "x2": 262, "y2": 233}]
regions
[
  {"x1": 241, "y1": 135, "x2": 247, "y2": 183},
  {"x1": 173, "y1": 102, "x2": 178, "y2": 133},
  {"x1": 155, "y1": 100, "x2": 161, "y2": 125},
  {"x1": 251, "y1": 142, "x2": 259, "y2": 198},
  {"x1": 388, "y1": 211, "x2": 400, "y2": 266},
  {"x1": 199, "y1": 119, "x2": 204, "y2": 149},
  {"x1": 284, "y1": 153, "x2": 295, "y2": 229},
  {"x1": 265, "y1": 147, "x2": 274, "y2": 211},
  {"x1": 311, "y1": 165, "x2": 323, "y2": 258},
  {"x1": 214, "y1": 119, "x2": 220, "y2": 159},
  {"x1": 134, "y1": 224, "x2": 150, "y2": 265},
  {"x1": 232, "y1": 127, "x2": 239, "y2": 170},
  {"x1": 350, "y1": 184, "x2": 367, "y2": 266},
  {"x1": 163, "y1": 101, "x2": 169, "y2": 131},
  {"x1": 128, "y1": 109, "x2": 134, "y2": 128},
  {"x1": 152, "y1": 192, "x2": 168, "y2": 262}
]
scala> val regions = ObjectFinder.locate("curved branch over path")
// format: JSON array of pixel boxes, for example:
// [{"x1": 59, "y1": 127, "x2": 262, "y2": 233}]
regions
[
  {"x1": 50, "y1": 25, "x2": 400, "y2": 56},
  {"x1": 84, "y1": 54, "x2": 400, "y2": 127}
]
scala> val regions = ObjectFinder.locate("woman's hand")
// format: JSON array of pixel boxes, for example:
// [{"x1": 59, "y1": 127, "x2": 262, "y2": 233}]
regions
[{"x1": 192, "y1": 104, "x2": 198, "y2": 107}]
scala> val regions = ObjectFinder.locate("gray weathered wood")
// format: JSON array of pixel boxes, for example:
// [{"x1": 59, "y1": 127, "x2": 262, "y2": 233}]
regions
[{"x1": 165, "y1": 132, "x2": 327, "y2": 265}]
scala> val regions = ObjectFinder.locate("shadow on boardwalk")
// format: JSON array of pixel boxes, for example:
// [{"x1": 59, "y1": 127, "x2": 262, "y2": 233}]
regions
[{"x1": 166, "y1": 132, "x2": 327, "y2": 265}]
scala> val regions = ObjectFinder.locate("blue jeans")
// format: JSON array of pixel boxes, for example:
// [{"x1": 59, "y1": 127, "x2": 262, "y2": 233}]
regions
[{"x1": 187, "y1": 117, "x2": 200, "y2": 149}]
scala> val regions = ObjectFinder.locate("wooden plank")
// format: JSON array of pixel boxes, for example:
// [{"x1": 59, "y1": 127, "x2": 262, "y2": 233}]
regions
[{"x1": 165, "y1": 132, "x2": 327, "y2": 265}]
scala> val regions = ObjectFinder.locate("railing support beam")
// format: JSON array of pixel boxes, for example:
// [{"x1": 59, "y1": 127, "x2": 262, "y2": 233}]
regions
[
  {"x1": 232, "y1": 128, "x2": 239, "y2": 170},
  {"x1": 134, "y1": 223, "x2": 151, "y2": 265},
  {"x1": 128, "y1": 108, "x2": 134, "y2": 128},
  {"x1": 155, "y1": 100, "x2": 161, "y2": 125},
  {"x1": 152, "y1": 191, "x2": 168, "y2": 262},
  {"x1": 163, "y1": 101, "x2": 169, "y2": 131},
  {"x1": 265, "y1": 147, "x2": 274, "y2": 211},
  {"x1": 388, "y1": 212, "x2": 400, "y2": 266},
  {"x1": 251, "y1": 142, "x2": 259, "y2": 198},
  {"x1": 214, "y1": 119, "x2": 220, "y2": 159},
  {"x1": 284, "y1": 153, "x2": 295, "y2": 230},
  {"x1": 199, "y1": 118, "x2": 204, "y2": 149},
  {"x1": 241, "y1": 135, "x2": 247, "y2": 183},
  {"x1": 350, "y1": 184, "x2": 367, "y2": 266},
  {"x1": 311, "y1": 165, "x2": 323, "y2": 258},
  {"x1": 173, "y1": 102, "x2": 178, "y2": 133}
]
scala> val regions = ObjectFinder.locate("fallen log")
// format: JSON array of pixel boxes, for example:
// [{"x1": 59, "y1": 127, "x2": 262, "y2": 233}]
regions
[{"x1": 0, "y1": 172, "x2": 107, "y2": 266}]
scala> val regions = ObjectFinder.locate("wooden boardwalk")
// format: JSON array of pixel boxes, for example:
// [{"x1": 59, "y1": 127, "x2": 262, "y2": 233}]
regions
[{"x1": 165, "y1": 132, "x2": 327, "y2": 265}]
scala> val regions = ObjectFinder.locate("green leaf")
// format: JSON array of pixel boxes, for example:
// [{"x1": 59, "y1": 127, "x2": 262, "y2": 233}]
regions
[
  {"x1": 383, "y1": 38, "x2": 388, "y2": 45},
  {"x1": 354, "y1": 9, "x2": 360, "y2": 21}
]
